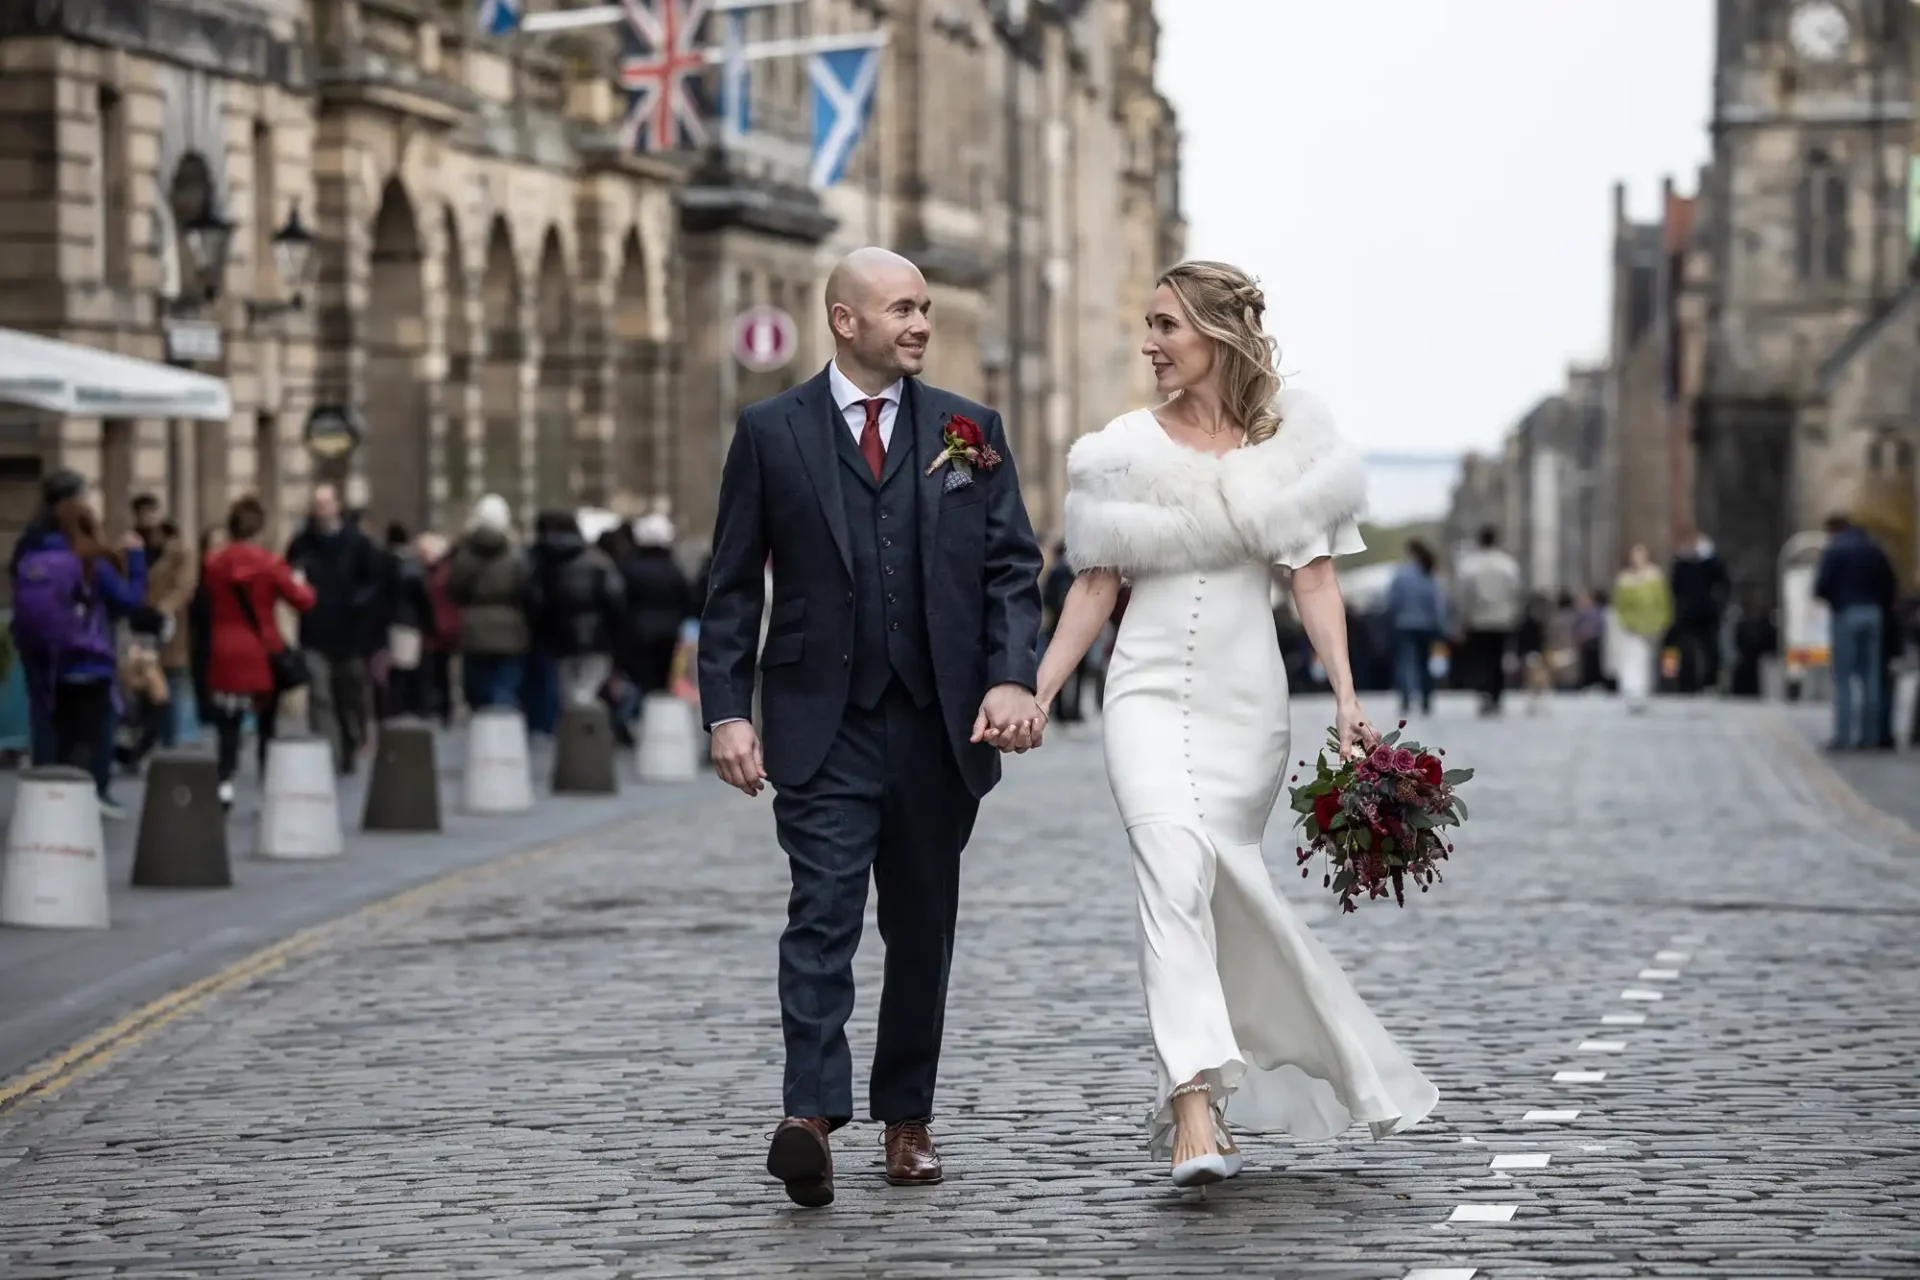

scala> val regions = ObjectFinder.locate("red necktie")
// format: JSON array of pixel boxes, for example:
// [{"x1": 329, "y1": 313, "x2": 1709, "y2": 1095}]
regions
[{"x1": 859, "y1": 398, "x2": 887, "y2": 481}]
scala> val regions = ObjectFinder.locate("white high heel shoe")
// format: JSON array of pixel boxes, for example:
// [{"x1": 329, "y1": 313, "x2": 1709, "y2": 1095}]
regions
[
  {"x1": 1168, "y1": 1081, "x2": 1233, "y2": 1188},
  {"x1": 1214, "y1": 1102, "x2": 1243, "y2": 1179},
  {"x1": 1171, "y1": 1151, "x2": 1227, "y2": 1187}
]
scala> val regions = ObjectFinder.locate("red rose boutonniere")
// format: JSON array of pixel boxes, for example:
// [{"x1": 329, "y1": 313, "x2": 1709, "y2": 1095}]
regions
[{"x1": 925, "y1": 413, "x2": 1003, "y2": 490}]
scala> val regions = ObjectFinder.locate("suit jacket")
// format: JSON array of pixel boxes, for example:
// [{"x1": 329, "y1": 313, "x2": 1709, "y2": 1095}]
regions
[{"x1": 699, "y1": 365, "x2": 1044, "y2": 798}]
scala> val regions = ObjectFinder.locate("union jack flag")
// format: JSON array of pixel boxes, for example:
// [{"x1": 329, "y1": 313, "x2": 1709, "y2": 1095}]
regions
[{"x1": 618, "y1": 0, "x2": 713, "y2": 154}]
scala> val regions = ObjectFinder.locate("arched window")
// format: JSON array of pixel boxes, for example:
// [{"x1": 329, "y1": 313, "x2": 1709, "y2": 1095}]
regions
[{"x1": 1796, "y1": 148, "x2": 1849, "y2": 282}]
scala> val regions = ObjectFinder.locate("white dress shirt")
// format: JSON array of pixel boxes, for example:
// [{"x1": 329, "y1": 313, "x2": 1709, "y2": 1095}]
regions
[
  {"x1": 709, "y1": 364, "x2": 905, "y2": 733},
  {"x1": 828, "y1": 360, "x2": 903, "y2": 451}
]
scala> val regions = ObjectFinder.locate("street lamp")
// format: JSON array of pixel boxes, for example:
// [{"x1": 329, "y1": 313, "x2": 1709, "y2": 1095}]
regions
[
  {"x1": 180, "y1": 205, "x2": 235, "y2": 303},
  {"x1": 247, "y1": 200, "x2": 317, "y2": 322}
]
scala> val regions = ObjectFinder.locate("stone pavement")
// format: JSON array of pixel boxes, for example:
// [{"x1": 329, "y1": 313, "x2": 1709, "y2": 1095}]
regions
[
  {"x1": 2, "y1": 694, "x2": 1918, "y2": 1278},
  {"x1": 1772, "y1": 694, "x2": 1920, "y2": 845},
  {"x1": 0, "y1": 725, "x2": 711, "y2": 1083}
]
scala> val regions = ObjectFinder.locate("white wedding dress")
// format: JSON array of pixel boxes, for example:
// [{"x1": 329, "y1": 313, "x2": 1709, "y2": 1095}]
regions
[{"x1": 1065, "y1": 394, "x2": 1439, "y2": 1158}]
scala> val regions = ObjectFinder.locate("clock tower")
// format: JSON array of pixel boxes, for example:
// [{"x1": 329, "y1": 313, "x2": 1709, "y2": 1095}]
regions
[{"x1": 1694, "y1": 0, "x2": 1913, "y2": 600}]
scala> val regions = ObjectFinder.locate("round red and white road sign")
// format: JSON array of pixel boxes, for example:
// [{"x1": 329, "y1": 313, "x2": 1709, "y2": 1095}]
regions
[{"x1": 731, "y1": 306, "x2": 798, "y2": 373}]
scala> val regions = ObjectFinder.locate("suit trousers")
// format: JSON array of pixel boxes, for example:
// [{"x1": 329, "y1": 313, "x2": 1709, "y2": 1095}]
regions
[{"x1": 771, "y1": 680, "x2": 979, "y2": 1128}]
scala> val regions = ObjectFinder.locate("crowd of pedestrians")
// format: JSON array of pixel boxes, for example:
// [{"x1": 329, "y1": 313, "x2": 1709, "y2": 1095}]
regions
[
  {"x1": 1365, "y1": 523, "x2": 1785, "y2": 721},
  {"x1": 1357, "y1": 513, "x2": 1920, "y2": 750},
  {"x1": 11, "y1": 466, "x2": 1919, "y2": 814},
  {"x1": 5, "y1": 472, "x2": 702, "y2": 817}
]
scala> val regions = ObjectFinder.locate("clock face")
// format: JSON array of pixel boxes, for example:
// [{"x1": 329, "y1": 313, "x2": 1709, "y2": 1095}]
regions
[{"x1": 1789, "y1": 1, "x2": 1852, "y2": 61}]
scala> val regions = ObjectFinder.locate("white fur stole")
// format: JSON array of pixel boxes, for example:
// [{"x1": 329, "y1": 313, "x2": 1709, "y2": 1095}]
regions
[{"x1": 1062, "y1": 388, "x2": 1367, "y2": 576}]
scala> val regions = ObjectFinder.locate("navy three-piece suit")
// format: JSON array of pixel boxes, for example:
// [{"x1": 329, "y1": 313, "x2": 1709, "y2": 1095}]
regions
[{"x1": 698, "y1": 364, "x2": 1044, "y2": 1126}]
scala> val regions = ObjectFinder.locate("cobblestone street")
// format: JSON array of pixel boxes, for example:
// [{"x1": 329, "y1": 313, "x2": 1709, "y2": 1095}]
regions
[{"x1": 3, "y1": 695, "x2": 1918, "y2": 1278}]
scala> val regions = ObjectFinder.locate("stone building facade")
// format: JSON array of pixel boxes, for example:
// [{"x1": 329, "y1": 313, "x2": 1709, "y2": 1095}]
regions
[
  {"x1": 1693, "y1": 0, "x2": 1917, "y2": 601},
  {"x1": 1601, "y1": 178, "x2": 1705, "y2": 578},
  {"x1": 0, "y1": 0, "x2": 682, "y2": 554},
  {"x1": 1450, "y1": 0, "x2": 1919, "y2": 605},
  {"x1": 0, "y1": 0, "x2": 1182, "y2": 568}
]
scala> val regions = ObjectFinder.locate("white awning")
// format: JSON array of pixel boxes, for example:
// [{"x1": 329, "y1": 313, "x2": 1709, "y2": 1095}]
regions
[{"x1": 0, "y1": 327, "x2": 232, "y2": 421}]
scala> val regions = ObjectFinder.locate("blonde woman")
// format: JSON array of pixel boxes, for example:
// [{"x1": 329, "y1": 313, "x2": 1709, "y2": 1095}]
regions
[
  {"x1": 1611, "y1": 544, "x2": 1672, "y2": 712},
  {"x1": 1030, "y1": 261, "x2": 1437, "y2": 1187}
]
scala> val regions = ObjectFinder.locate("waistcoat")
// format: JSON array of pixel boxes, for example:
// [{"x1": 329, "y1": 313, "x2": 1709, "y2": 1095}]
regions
[{"x1": 837, "y1": 421, "x2": 936, "y2": 710}]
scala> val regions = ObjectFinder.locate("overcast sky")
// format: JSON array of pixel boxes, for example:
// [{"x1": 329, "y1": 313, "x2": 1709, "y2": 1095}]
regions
[{"x1": 1155, "y1": 0, "x2": 1716, "y2": 458}]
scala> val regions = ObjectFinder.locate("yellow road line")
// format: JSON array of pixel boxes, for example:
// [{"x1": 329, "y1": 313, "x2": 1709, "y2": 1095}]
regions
[{"x1": 0, "y1": 830, "x2": 584, "y2": 1116}]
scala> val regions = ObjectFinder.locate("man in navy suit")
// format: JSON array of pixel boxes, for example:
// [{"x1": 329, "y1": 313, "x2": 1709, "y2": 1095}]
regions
[{"x1": 699, "y1": 247, "x2": 1046, "y2": 1207}]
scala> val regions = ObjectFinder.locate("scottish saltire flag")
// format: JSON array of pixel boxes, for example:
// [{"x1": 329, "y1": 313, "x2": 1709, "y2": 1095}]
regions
[
  {"x1": 720, "y1": 65, "x2": 750, "y2": 136},
  {"x1": 807, "y1": 47, "x2": 881, "y2": 190},
  {"x1": 478, "y1": 0, "x2": 519, "y2": 36},
  {"x1": 618, "y1": 0, "x2": 714, "y2": 153}
]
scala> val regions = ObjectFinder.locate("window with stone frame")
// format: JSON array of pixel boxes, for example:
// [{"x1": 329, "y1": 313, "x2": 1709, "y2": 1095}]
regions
[
  {"x1": 96, "y1": 85, "x2": 129, "y2": 286},
  {"x1": 251, "y1": 121, "x2": 274, "y2": 299},
  {"x1": 1795, "y1": 148, "x2": 1850, "y2": 282}
]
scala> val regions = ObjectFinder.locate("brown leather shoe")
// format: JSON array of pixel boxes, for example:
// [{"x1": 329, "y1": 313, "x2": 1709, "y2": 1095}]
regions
[
  {"x1": 767, "y1": 1117, "x2": 834, "y2": 1207},
  {"x1": 883, "y1": 1120, "x2": 943, "y2": 1186}
]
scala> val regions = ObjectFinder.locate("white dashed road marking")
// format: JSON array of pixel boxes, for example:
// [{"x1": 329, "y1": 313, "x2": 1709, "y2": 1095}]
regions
[
  {"x1": 1447, "y1": 1204, "x2": 1518, "y2": 1224},
  {"x1": 1431, "y1": 936, "x2": 1700, "y2": 1279},
  {"x1": 1489, "y1": 1153, "x2": 1551, "y2": 1170}
]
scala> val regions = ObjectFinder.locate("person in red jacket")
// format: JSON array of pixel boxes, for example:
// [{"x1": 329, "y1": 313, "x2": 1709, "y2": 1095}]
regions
[{"x1": 200, "y1": 495, "x2": 316, "y2": 807}]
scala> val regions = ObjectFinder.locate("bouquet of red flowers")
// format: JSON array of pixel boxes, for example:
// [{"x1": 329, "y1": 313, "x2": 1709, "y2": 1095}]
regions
[{"x1": 1288, "y1": 722, "x2": 1473, "y2": 912}]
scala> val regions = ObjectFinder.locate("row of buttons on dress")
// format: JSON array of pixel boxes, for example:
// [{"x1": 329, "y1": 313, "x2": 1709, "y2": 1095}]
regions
[{"x1": 1185, "y1": 575, "x2": 1203, "y2": 823}]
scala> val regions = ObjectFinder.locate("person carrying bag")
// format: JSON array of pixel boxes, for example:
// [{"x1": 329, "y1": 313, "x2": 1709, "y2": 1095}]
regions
[{"x1": 200, "y1": 497, "x2": 317, "y2": 806}]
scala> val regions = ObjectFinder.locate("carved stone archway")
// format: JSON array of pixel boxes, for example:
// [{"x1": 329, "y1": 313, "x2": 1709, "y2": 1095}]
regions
[
  {"x1": 362, "y1": 177, "x2": 429, "y2": 532},
  {"x1": 441, "y1": 205, "x2": 475, "y2": 527},
  {"x1": 613, "y1": 229, "x2": 658, "y2": 510},
  {"x1": 534, "y1": 229, "x2": 575, "y2": 512},
  {"x1": 479, "y1": 217, "x2": 525, "y2": 521}
]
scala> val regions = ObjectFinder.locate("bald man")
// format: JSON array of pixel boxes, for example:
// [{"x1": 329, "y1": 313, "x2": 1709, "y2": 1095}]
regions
[{"x1": 699, "y1": 246, "x2": 1045, "y2": 1206}]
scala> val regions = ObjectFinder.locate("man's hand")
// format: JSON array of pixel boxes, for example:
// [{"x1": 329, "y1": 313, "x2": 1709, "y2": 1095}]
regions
[
  {"x1": 710, "y1": 720, "x2": 767, "y2": 796},
  {"x1": 971, "y1": 683, "x2": 1047, "y2": 753}
]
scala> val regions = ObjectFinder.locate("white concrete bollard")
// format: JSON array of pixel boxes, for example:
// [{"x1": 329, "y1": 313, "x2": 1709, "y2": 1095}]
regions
[
  {"x1": 1, "y1": 766, "x2": 109, "y2": 929},
  {"x1": 636, "y1": 692, "x2": 700, "y2": 782},
  {"x1": 257, "y1": 736, "x2": 344, "y2": 861},
  {"x1": 464, "y1": 707, "x2": 534, "y2": 813}
]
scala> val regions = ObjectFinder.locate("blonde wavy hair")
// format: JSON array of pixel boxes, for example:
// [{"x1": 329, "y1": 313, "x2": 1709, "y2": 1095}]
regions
[{"x1": 1156, "y1": 260, "x2": 1283, "y2": 445}]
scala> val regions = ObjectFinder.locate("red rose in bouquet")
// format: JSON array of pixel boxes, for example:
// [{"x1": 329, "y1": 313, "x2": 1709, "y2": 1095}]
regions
[
  {"x1": 1288, "y1": 721, "x2": 1473, "y2": 913},
  {"x1": 948, "y1": 413, "x2": 985, "y2": 448},
  {"x1": 1311, "y1": 789, "x2": 1341, "y2": 832}
]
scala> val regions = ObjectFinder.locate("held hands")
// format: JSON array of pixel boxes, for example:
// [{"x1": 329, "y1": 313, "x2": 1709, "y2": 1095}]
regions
[
  {"x1": 710, "y1": 720, "x2": 768, "y2": 797},
  {"x1": 1336, "y1": 696, "x2": 1382, "y2": 762},
  {"x1": 971, "y1": 683, "x2": 1048, "y2": 753}
]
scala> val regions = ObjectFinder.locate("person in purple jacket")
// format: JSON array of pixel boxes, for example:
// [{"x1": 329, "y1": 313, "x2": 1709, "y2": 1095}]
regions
[{"x1": 11, "y1": 495, "x2": 150, "y2": 817}]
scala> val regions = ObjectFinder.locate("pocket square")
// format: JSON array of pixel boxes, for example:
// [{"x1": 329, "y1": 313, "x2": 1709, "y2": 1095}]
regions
[{"x1": 942, "y1": 468, "x2": 975, "y2": 493}]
